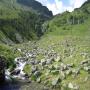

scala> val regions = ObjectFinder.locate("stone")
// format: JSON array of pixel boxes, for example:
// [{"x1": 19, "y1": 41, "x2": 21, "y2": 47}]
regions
[
  {"x1": 15, "y1": 57, "x2": 27, "y2": 62},
  {"x1": 72, "y1": 69, "x2": 80, "y2": 76},
  {"x1": 60, "y1": 63, "x2": 67, "y2": 71},
  {"x1": 29, "y1": 60, "x2": 35, "y2": 65},
  {"x1": 84, "y1": 77, "x2": 89, "y2": 82},
  {"x1": 55, "y1": 56, "x2": 61, "y2": 62},
  {"x1": 45, "y1": 70, "x2": 51, "y2": 76},
  {"x1": 34, "y1": 71, "x2": 41, "y2": 77},
  {"x1": 48, "y1": 65, "x2": 55, "y2": 70},
  {"x1": 54, "y1": 64, "x2": 60, "y2": 70},
  {"x1": 80, "y1": 60, "x2": 89, "y2": 65},
  {"x1": 68, "y1": 83, "x2": 79, "y2": 90},
  {"x1": 31, "y1": 66, "x2": 37, "y2": 73},
  {"x1": 43, "y1": 86, "x2": 49, "y2": 90},
  {"x1": 60, "y1": 71, "x2": 66, "y2": 80},
  {"x1": 36, "y1": 77, "x2": 41, "y2": 83},
  {"x1": 51, "y1": 77, "x2": 60, "y2": 86},
  {"x1": 83, "y1": 66, "x2": 90, "y2": 72},
  {"x1": 46, "y1": 59, "x2": 52, "y2": 65},
  {"x1": 40, "y1": 59, "x2": 46, "y2": 66},
  {"x1": 51, "y1": 70, "x2": 59, "y2": 75},
  {"x1": 67, "y1": 63, "x2": 74, "y2": 68},
  {"x1": 11, "y1": 69, "x2": 21, "y2": 75},
  {"x1": 66, "y1": 69, "x2": 72, "y2": 75}
]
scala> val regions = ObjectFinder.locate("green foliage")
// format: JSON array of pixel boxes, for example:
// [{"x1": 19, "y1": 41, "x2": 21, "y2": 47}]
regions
[
  {"x1": 0, "y1": 44, "x2": 20, "y2": 69},
  {"x1": 0, "y1": 0, "x2": 52, "y2": 44}
]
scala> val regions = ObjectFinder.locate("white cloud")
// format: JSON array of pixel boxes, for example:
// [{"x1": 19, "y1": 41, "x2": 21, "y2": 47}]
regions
[{"x1": 36, "y1": 0, "x2": 87, "y2": 15}]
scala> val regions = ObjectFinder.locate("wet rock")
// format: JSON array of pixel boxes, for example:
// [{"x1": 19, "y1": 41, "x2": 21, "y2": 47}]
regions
[
  {"x1": 84, "y1": 76, "x2": 89, "y2": 82},
  {"x1": 11, "y1": 69, "x2": 21, "y2": 75},
  {"x1": 15, "y1": 57, "x2": 27, "y2": 62}
]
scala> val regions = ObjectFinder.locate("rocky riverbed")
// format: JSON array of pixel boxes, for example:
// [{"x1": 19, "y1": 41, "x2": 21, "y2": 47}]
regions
[{"x1": 0, "y1": 40, "x2": 90, "y2": 90}]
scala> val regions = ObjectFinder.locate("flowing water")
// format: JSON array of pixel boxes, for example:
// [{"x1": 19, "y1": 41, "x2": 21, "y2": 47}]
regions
[{"x1": 0, "y1": 57, "x2": 46, "y2": 90}]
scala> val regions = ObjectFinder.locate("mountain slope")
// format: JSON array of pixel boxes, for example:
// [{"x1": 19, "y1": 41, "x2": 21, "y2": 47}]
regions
[
  {"x1": 31, "y1": 1, "x2": 90, "y2": 89},
  {"x1": 0, "y1": 0, "x2": 52, "y2": 44}
]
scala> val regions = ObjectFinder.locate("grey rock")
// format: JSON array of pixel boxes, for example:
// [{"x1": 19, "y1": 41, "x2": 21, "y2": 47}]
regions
[
  {"x1": 43, "y1": 86, "x2": 49, "y2": 90},
  {"x1": 67, "y1": 63, "x2": 74, "y2": 68},
  {"x1": 31, "y1": 66, "x2": 37, "y2": 73},
  {"x1": 83, "y1": 66, "x2": 90, "y2": 72},
  {"x1": 51, "y1": 77, "x2": 61, "y2": 86},
  {"x1": 66, "y1": 69, "x2": 72, "y2": 75},
  {"x1": 60, "y1": 71, "x2": 66, "y2": 80},
  {"x1": 40, "y1": 59, "x2": 46, "y2": 66},
  {"x1": 11, "y1": 69, "x2": 21, "y2": 75},
  {"x1": 60, "y1": 63, "x2": 67, "y2": 71},
  {"x1": 72, "y1": 68, "x2": 80, "y2": 77},
  {"x1": 36, "y1": 77, "x2": 41, "y2": 83},
  {"x1": 34, "y1": 71, "x2": 41, "y2": 77},
  {"x1": 46, "y1": 59, "x2": 53, "y2": 65},
  {"x1": 68, "y1": 83, "x2": 79, "y2": 90},
  {"x1": 80, "y1": 60, "x2": 89, "y2": 65}
]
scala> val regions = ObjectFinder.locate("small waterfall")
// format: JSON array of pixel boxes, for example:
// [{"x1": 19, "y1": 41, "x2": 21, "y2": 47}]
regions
[{"x1": 5, "y1": 57, "x2": 27, "y2": 81}]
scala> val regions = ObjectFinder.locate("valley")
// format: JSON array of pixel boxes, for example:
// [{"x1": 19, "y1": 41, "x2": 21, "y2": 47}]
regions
[{"x1": 0, "y1": 0, "x2": 90, "y2": 90}]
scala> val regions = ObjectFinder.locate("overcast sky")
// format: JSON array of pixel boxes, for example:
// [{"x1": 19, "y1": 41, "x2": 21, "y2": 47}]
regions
[{"x1": 36, "y1": 0, "x2": 87, "y2": 15}]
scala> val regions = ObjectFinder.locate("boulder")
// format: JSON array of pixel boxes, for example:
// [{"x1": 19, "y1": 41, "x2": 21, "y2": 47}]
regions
[
  {"x1": 46, "y1": 59, "x2": 53, "y2": 65},
  {"x1": 51, "y1": 77, "x2": 61, "y2": 86},
  {"x1": 66, "y1": 69, "x2": 72, "y2": 75},
  {"x1": 83, "y1": 66, "x2": 90, "y2": 73},
  {"x1": 55, "y1": 56, "x2": 61, "y2": 62},
  {"x1": 67, "y1": 63, "x2": 74, "y2": 68},
  {"x1": 60, "y1": 71, "x2": 66, "y2": 80},
  {"x1": 40, "y1": 59, "x2": 46, "y2": 66},
  {"x1": 31, "y1": 66, "x2": 37, "y2": 73},
  {"x1": 34, "y1": 71, "x2": 41, "y2": 77},
  {"x1": 80, "y1": 60, "x2": 89, "y2": 65},
  {"x1": 29, "y1": 60, "x2": 35, "y2": 65},
  {"x1": 72, "y1": 68, "x2": 80, "y2": 76},
  {"x1": 60, "y1": 63, "x2": 67, "y2": 71},
  {"x1": 36, "y1": 77, "x2": 41, "y2": 83},
  {"x1": 54, "y1": 64, "x2": 60, "y2": 70},
  {"x1": 68, "y1": 83, "x2": 79, "y2": 90},
  {"x1": 11, "y1": 69, "x2": 21, "y2": 75}
]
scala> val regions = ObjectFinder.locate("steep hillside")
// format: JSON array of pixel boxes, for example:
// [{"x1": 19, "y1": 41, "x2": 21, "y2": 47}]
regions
[
  {"x1": 22, "y1": 0, "x2": 90, "y2": 89},
  {"x1": 0, "y1": 0, "x2": 52, "y2": 44}
]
